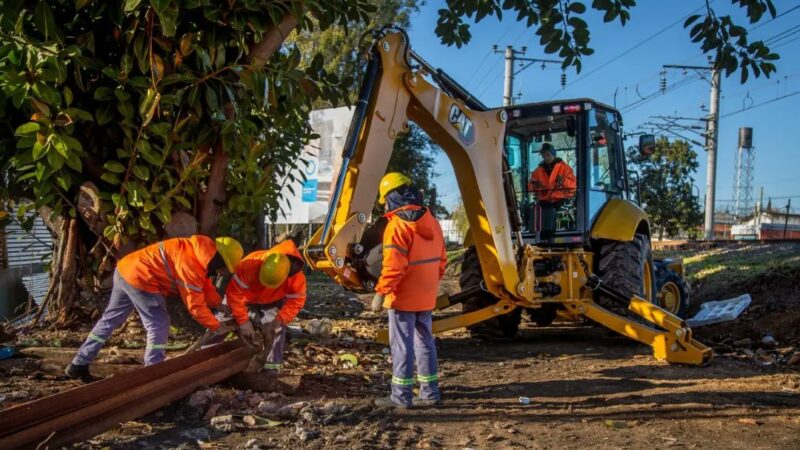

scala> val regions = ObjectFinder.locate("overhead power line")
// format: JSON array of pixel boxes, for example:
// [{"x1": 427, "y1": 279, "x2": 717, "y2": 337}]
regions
[
  {"x1": 720, "y1": 89, "x2": 800, "y2": 118},
  {"x1": 546, "y1": 2, "x2": 712, "y2": 99}
]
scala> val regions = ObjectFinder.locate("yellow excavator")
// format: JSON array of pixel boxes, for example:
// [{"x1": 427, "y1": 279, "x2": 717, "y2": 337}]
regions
[{"x1": 303, "y1": 28, "x2": 711, "y2": 365}]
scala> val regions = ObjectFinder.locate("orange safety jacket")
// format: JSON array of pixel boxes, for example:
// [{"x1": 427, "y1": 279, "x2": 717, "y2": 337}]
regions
[
  {"x1": 376, "y1": 205, "x2": 447, "y2": 312},
  {"x1": 117, "y1": 236, "x2": 226, "y2": 330},
  {"x1": 225, "y1": 240, "x2": 307, "y2": 324},
  {"x1": 528, "y1": 159, "x2": 577, "y2": 202}
]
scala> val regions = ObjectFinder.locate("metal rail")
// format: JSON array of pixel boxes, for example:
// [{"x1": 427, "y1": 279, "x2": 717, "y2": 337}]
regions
[{"x1": 0, "y1": 341, "x2": 257, "y2": 449}]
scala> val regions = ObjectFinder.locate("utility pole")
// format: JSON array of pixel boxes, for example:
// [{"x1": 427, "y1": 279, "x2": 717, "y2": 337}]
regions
[
  {"x1": 495, "y1": 45, "x2": 562, "y2": 106},
  {"x1": 662, "y1": 62, "x2": 721, "y2": 240},
  {"x1": 757, "y1": 186, "x2": 764, "y2": 239},
  {"x1": 784, "y1": 199, "x2": 791, "y2": 239},
  {"x1": 705, "y1": 66, "x2": 721, "y2": 240}
]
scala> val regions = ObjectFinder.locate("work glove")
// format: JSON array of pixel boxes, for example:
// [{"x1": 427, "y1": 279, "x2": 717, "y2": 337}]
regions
[
  {"x1": 213, "y1": 319, "x2": 236, "y2": 336},
  {"x1": 237, "y1": 320, "x2": 258, "y2": 347},
  {"x1": 370, "y1": 293, "x2": 385, "y2": 312}
]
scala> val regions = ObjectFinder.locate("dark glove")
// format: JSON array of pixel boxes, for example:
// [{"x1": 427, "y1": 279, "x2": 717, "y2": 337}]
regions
[
  {"x1": 237, "y1": 320, "x2": 258, "y2": 347},
  {"x1": 371, "y1": 293, "x2": 385, "y2": 312},
  {"x1": 213, "y1": 319, "x2": 236, "y2": 336}
]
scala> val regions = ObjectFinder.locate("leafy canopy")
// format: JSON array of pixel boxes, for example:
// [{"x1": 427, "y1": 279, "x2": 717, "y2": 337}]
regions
[{"x1": 436, "y1": 0, "x2": 779, "y2": 81}]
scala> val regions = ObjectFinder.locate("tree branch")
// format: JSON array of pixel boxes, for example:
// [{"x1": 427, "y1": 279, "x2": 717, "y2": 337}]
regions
[{"x1": 249, "y1": 13, "x2": 299, "y2": 69}]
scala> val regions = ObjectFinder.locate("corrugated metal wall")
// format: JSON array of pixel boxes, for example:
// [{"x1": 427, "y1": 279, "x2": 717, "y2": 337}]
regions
[
  {"x1": 1, "y1": 213, "x2": 53, "y2": 320},
  {"x1": 3, "y1": 215, "x2": 52, "y2": 268}
]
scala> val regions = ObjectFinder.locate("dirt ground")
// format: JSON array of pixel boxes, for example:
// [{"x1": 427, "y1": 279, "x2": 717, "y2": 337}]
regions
[{"x1": 1, "y1": 243, "x2": 800, "y2": 449}]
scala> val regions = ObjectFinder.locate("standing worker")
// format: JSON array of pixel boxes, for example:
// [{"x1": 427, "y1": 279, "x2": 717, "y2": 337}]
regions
[
  {"x1": 371, "y1": 173, "x2": 447, "y2": 409},
  {"x1": 66, "y1": 235, "x2": 255, "y2": 382},
  {"x1": 225, "y1": 239, "x2": 306, "y2": 374}
]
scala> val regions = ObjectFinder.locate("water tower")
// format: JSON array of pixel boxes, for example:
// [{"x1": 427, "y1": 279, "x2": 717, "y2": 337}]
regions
[{"x1": 732, "y1": 127, "x2": 754, "y2": 218}]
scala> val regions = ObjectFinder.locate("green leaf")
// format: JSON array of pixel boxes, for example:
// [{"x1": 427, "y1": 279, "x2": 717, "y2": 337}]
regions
[
  {"x1": 132, "y1": 165, "x2": 150, "y2": 181},
  {"x1": 174, "y1": 196, "x2": 191, "y2": 209},
  {"x1": 32, "y1": 141, "x2": 49, "y2": 160},
  {"x1": 34, "y1": 1, "x2": 58, "y2": 42},
  {"x1": 124, "y1": 0, "x2": 143, "y2": 13},
  {"x1": 100, "y1": 172, "x2": 121, "y2": 185},
  {"x1": 64, "y1": 152, "x2": 82, "y2": 172},
  {"x1": 93, "y1": 87, "x2": 114, "y2": 101},
  {"x1": 51, "y1": 134, "x2": 69, "y2": 157},
  {"x1": 568, "y1": 2, "x2": 586, "y2": 14},
  {"x1": 95, "y1": 103, "x2": 115, "y2": 125},
  {"x1": 14, "y1": 122, "x2": 41, "y2": 136},
  {"x1": 46, "y1": 148, "x2": 64, "y2": 170},
  {"x1": 63, "y1": 86, "x2": 73, "y2": 106},
  {"x1": 104, "y1": 161, "x2": 127, "y2": 173}
]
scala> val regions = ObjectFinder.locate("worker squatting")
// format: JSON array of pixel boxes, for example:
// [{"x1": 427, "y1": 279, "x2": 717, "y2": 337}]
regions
[{"x1": 67, "y1": 172, "x2": 448, "y2": 409}]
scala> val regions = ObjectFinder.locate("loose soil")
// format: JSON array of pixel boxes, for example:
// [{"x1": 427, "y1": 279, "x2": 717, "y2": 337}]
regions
[{"x1": 1, "y1": 243, "x2": 799, "y2": 449}]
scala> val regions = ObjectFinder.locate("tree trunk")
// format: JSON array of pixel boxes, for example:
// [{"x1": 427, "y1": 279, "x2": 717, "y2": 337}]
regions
[
  {"x1": 196, "y1": 14, "x2": 300, "y2": 236},
  {"x1": 198, "y1": 144, "x2": 229, "y2": 236}
]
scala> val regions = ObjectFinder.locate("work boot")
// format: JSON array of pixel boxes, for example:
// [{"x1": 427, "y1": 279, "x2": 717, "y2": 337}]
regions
[
  {"x1": 65, "y1": 363, "x2": 99, "y2": 383},
  {"x1": 412, "y1": 397, "x2": 442, "y2": 407},
  {"x1": 374, "y1": 396, "x2": 411, "y2": 409}
]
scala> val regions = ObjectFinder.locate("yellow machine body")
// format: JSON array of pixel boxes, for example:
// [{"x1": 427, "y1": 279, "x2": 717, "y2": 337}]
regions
[{"x1": 304, "y1": 30, "x2": 711, "y2": 366}]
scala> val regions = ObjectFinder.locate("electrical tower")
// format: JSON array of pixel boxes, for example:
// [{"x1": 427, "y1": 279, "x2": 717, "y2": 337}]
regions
[{"x1": 732, "y1": 127, "x2": 755, "y2": 219}]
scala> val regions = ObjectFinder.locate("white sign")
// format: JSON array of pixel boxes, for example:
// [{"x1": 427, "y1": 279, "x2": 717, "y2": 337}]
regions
[{"x1": 272, "y1": 106, "x2": 354, "y2": 224}]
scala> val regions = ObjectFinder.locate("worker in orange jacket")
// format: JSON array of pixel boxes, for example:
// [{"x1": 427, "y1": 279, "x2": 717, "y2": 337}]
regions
[
  {"x1": 66, "y1": 236, "x2": 252, "y2": 382},
  {"x1": 528, "y1": 142, "x2": 577, "y2": 202},
  {"x1": 371, "y1": 173, "x2": 447, "y2": 409},
  {"x1": 225, "y1": 239, "x2": 306, "y2": 373}
]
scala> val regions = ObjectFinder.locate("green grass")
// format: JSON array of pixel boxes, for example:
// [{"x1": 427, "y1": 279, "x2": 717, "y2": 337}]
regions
[{"x1": 655, "y1": 243, "x2": 800, "y2": 298}]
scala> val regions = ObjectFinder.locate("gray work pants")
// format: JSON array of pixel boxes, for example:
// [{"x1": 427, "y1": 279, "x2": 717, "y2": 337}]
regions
[
  {"x1": 72, "y1": 270, "x2": 170, "y2": 366},
  {"x1": 388, "y1": 309, "x2": 440, "y2": 406}
]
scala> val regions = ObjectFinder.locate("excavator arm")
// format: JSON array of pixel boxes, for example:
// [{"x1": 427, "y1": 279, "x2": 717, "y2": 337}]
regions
[
  {"x1": 303, "y1": 28, "x2": 711, "y2": 366},
  {"x1": 303, "y1": 29, "x2": 519, "y2": 301}
]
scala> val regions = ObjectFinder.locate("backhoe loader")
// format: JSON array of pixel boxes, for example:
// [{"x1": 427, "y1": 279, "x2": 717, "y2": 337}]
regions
[{"x1": 303, "y1": 28, "x2": 711, "y2": 365}]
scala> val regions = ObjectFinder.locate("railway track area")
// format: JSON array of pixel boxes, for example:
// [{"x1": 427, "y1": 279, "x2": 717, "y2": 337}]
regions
[{"x1": 0, "y1": 341, "x2": 256, "y2": 450}]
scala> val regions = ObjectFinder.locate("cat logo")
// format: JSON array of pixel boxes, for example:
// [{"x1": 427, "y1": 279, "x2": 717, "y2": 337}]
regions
[{"x1": 448, "y1": 104, "x2": 475, "y2": 145}]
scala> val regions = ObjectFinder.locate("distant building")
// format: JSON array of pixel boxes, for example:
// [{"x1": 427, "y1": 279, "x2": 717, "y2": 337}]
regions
[
  {"x1": 713, "y1": 211, "x2": 735, "y2": 239},
  {"x1": 439, "y1": 219, "x2": 464, "y2": 245},
  {"x1": 730, "y1": 209, "x2": 800, "y2": 240}
]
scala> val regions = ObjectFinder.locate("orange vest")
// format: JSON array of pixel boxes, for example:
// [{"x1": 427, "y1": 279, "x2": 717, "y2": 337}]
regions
[
  {"x1": 528, "y1": 160, "x2": 577, "y2": 202},
  {"x1": 375, "y1": 206, "x2": 447, "y2": 312},
  {"x1": 117, "y1": 236, "x2": 223, "y2": 330},
  {"x1": 225, "y1": 240, "x2": 306, "y2": 324}
]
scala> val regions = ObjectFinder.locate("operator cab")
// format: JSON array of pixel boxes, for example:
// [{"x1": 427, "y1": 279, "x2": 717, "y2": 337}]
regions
[{"x1": 504, "y1": 99, "x2": 629, "y2": 246}]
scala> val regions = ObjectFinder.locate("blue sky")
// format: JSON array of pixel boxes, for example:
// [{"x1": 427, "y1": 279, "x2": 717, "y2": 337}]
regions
[{"x1": 403, "y1": 1, "x2": 800, "y2": 213}]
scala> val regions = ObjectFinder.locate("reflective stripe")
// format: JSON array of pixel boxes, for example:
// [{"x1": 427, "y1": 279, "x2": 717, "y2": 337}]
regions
[
  {"x1": 88, "y1": 333, "x2": 106, "y2": 344},
  {"x1": 285, "y1": 293, "x2": 304, "y2": 299},
  {"x1": 383, "y1": 244, "x2": 408, "y2": 255},
  {"x1": 263, "y1": 362, "x2": 282, "y2": 370},
  {"x1": 409, "y1": 257, "x2": 442, "y2": 266},
  {"x1": 233, "y1": 274, "x2": 249, "y2": 289},
  {"x1": 159, "y1": 242, "x2": 203, "y2": 293},
  {"x1": 391, "y1": 376, "x2": 414, "y2": 386},
  {"x1": 146, "y1": 343, "x2": 168, "y2": 349},
  {"x1": 417, "y1": 373, "x2": 439, "y2": 383}
]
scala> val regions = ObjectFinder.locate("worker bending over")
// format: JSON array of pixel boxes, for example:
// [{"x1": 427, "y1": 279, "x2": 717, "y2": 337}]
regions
[
  {"x1": 226, "y1": 239, "x2": 306, "y2": 374},
  {"x1": 371, "y1": 173, "x2": 447, "y2": 409},
  {"x1": 66, "y1": 236, "x2": 254, "y2": 382}
]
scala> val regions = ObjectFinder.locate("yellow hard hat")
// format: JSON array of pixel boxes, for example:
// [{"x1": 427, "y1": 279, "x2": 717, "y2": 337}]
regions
[
  {"x1": 259, "y1": 253, "x2": 290, "y2": 288},
  {"x1": 214, "y1": 236, "x2": 244, "y2": 272},
  {"x1": 378, "y1": 172, "x2": 411, "y2": 205}
]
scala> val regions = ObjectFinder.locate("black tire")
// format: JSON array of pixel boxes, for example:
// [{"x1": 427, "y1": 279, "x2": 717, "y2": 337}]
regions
[
  {"x1": 459, "y1": 247, "x2": 521, "y2": 338},
  {"x1": 654, "y1": 266, "x2": 690, "y2": 318},
  {"x1": 527, "y1": 304, "x2": 558, "y2": 327},
  {"x1": 596, "y1": 233, "x2": 657, "y2": 312}
]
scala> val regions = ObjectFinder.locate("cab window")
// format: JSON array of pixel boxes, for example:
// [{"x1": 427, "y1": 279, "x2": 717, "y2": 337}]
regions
[{"x1": 588, "y1": 109, "x2": 623, "y2": 221}]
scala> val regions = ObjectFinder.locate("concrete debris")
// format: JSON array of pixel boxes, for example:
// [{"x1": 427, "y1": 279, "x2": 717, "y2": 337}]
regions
[
  {"x1": 306, "y1": 318, "x2": 333, "y2": 337},
  {"x1": 257, "y1": 400, "x2": 281, "y2": 414},
  {"x1": 294, "y1": 422, "x2": 320, "y2": 442},
  {"x1": 209, "y1": 415, "x2": 236, "y2": 433},
  {"x1": 761, "y1": 335, "x2": 777, "y2": 346},
  {"x1": 278, "y1": 401, "x2": 309, "y2": 418}
]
